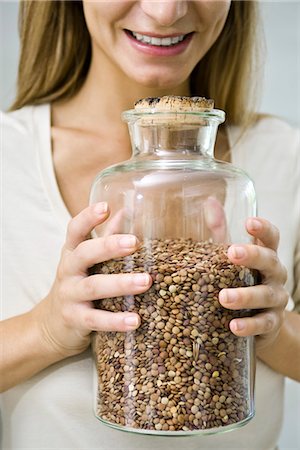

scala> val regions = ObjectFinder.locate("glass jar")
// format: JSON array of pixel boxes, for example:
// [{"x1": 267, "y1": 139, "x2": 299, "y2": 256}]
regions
[{"x1": 90, "y1": 104, "x2": 256, "y2": 435}]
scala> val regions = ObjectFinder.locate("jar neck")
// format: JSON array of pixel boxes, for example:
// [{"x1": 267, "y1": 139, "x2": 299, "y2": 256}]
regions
[{"x1": 124, "y1": 114, "x2": 224, "y2": 158}]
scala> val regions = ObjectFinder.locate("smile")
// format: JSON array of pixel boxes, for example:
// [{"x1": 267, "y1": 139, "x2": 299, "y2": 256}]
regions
[{"x1": 127, "y1": 30, "x2": 190, "y2": 47}]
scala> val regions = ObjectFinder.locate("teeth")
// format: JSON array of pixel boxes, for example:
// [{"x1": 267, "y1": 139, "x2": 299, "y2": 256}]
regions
[
  {"x1": 171, "y1": 36, "x2": 182, "y2": 44},
  {"x1": 131, "y1": 31, "x2": 186, "y2": 46}
]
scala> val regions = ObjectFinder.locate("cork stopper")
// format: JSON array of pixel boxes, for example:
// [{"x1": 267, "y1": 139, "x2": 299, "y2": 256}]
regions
[
  {"x1": 122, "y1": 95, "x2": 224, "y2": 127},
  {"x1": 134, "y1": 95, "x2": 214, "y2": 112}
]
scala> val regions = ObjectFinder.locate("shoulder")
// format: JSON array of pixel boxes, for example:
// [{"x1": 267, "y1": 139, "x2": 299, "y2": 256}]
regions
[
  {"x1": 230, "y1": 115, "x2": 299, "y2": 148},
  {"x1": 2, "y1": 107, "x2": 34, "y2": 164},
  {"x1": 2, "y1": 105, "x2": 39, "y2": 132},
  {"x1": 229, "y1": 115, "x2": 300, "y2": 216},
  {"x1": 229, "y1": 115, "x2": 299, "y2": 168},
  {"x1": 2, "y1": 104, "x2": 50, "y2": 159},
  {"x1": 2, "y1": 104, "x2": 49, "y2": 137},
  {"x1": 254, "y1": 115, "x2": 299, "y2": 170},
  {"x1": 2, "y1": 104, "x2": 51, "y2": 184},
  {"x1": 249, "y1": 115, "x2": 299, "y2": 148}
]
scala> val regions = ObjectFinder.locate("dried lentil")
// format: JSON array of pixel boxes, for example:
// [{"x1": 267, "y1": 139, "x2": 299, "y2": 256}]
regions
[{"x1": 91, "y1": 239, "x2": 255, "y2": 432}]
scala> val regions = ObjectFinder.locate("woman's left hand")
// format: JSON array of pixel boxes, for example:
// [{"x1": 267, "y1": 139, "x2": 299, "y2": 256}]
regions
[{"x1": 219, "y1": 217, "x2": 289, "y2": 351}]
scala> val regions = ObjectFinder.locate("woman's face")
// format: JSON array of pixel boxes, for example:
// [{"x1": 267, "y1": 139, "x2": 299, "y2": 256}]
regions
[{"x1": 83, "y1": 1, "x2": 231, "y2": 89}]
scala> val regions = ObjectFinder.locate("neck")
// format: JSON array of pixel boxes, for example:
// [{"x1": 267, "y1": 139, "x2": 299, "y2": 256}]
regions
[
  {"x1": 49, "y1": 56, "x2": 230, "y2": 217},
  {"x1": 52, "y1": 49, "x2": 190, "y2": 133}
]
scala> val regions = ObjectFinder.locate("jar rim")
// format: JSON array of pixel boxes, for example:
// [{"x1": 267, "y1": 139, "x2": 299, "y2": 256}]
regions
[{"x1": 122, "y1": 108, "x2": 226, "y2": 124}]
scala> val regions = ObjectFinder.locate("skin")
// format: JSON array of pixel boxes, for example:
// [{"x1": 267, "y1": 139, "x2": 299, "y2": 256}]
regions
[
  {"x1": 82, "y1": 0, "x2": 230, "y2": 89},
  {"x1": 1, "y1": 0, "x2": 299, "y2": 392}
]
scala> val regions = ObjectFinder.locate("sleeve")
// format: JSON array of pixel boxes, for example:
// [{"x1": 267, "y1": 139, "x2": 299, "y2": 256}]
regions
[{"x1": 291, "y1": 128, "x2": 300, "y2": 312}]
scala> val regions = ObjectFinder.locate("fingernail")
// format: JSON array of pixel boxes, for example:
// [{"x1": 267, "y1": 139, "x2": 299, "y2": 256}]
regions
[
  {"x1": 231, "y1": 320, "x2": 245, "y2": 331},
  {"x1": 231, "y1": 246, "x2": 246, "y2": 259},
  {"x1": 248, "y1": 218, "x2": 261, "y2": 231},
  {"x1": 94, "y1": 202, "x2": 108, "y2": 215},
  {"x1": 124, "y1": 315, "x2": 139, "y2": 328},
  {"x1": 119, "y1": 235, "x2": 137, "y2": 248},
  {"x1": 134, "y1": 273, "x2": 150, "y2": 286},
  {"x1": 219, "y1": 290, "x2": 237, "y2": 304}
]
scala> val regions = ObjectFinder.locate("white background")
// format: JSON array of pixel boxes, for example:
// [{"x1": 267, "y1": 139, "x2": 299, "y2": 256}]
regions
[{"x1": 0, "y1": 1, "x2": 299, "y2": 449}]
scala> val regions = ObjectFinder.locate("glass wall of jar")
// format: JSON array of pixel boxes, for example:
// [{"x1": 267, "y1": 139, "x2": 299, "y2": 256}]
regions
[{"x1": 90, "y1": 106, "x2": 256, "y2": 435}]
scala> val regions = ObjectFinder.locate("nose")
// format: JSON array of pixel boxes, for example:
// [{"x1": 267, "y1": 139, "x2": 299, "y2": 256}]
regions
[{"x1": 140, "y1": 1, "x2": 188, "y2": 27}]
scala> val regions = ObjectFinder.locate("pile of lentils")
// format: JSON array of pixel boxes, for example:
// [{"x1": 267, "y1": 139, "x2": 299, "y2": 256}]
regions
[{"x1": 91, "y1": 238, "x2": 256, "y2": 433}]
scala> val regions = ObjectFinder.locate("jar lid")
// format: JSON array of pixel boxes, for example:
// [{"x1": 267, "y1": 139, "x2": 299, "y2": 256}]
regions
[
  {"x1": 134, "y1": 95, "x2": 214, "y2": 112},
  {"x1": 122, "y1": 96, "x2": 225, "y2": 125}
]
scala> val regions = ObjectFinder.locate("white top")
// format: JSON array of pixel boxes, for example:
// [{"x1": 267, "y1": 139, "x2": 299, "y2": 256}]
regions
[{"x1": 1, "y1": 104, "x2": 300, "y2": 450}]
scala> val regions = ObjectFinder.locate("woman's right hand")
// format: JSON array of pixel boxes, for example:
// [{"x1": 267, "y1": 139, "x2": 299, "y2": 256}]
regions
[{"x1": 36, "y1": 201, "x2": 152, "y2": 358}]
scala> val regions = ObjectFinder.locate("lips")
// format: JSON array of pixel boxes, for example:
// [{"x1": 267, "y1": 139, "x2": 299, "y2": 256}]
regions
[{"x1": 124, "y1": 30, "x2": 193, "y2": 56}]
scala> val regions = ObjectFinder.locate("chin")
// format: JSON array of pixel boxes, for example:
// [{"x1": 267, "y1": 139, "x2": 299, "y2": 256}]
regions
[
  {"x1": 128, "y1": 68, "x2": 189, "y2": 90},
  {"x1": 136, "y1": 76, "x2": 188, "y2": 91}
]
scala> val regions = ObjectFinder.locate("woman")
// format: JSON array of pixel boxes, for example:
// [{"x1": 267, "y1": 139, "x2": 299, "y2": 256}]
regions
[{"x1": 1, "y1": 1, "x2": 299, "y2": 449}]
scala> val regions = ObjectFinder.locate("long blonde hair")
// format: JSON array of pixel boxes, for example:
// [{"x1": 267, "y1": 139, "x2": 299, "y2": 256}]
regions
[{"x1": 11, "y1": 1, "x2": 262, "y2": 126}]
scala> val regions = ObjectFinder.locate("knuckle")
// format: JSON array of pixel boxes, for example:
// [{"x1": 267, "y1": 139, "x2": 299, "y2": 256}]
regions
[
  {"x1": 279, "y1": 263, "x2": 288, "y2": 284},
  {"x1": 56, "y1": 264, "x2": 66, "y2": 282},
  {"x1": 57, "y1": 281, "x2": 71, "y2": 301},
  {"x1": 100, "y1": 236, "x2": 114, "y2": 254},
  {"x1": 246, "y1": 286, "x2": 255, "y2": 304},
  {"x1": 83, "y1": 276, "x2": 98, "y2": 299},
  {"x1": 272, "y1": 224, "x2": 280, "y2": 245},
  {"x1": 66, "y1": 217, "x2": 88, "y2": 245},
  {"x1": 266, "y1": 285, "x2": 276, "y2": 305},
  {"x1": 118, "y1": 272, "x2": 133, "y2": 287},
  {"x1": 280, "y1": 289, "x2": 289, "y2": 308},
  {"x1": 72, "y1": 242, "x2": 87, "y2": 265},
  {"x1": 61, "y1": 304, "x2": 74, "y2": 326},
  {"x1": 57, "y1": 252, "x2": 73, "y2": 279},
  {"x1": 66, "y1": 218, "x2": 77, "y2": 237},
  {"x1": 119, "y1": 274, "x2": 133, "y2": 291},
  {"x1": 106, "y1": 312, "x2": 125, "y2": 331},
  {"x1": 238, "y1": 288, "x2": 250, "y2": 309},
  {"x1": 83, "y1": 311, "x2": 124, "y2": 332},
  {"x1": 83, "y1": 312, "x2": 98, "y2": 330},
  {"x1": 250, "y1": 245, "x2": 260, "y2": 260},
  {"x1": 264, "y1": 313, "x2": 275, "y2": 333},
  {"x1": 269, "y1": 250, "x2": 280, "y2": 268}
]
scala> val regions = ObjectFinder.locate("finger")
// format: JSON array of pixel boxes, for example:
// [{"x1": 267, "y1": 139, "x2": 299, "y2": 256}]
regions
[
  {"x1": 203, "y1": 197, "x2": 228, "y2": 243},
  {"x1": 102, "y1": 208, "x2": 127, "y2": 237},
  {"x1": 65, "y1": 202, "x2": 109, "y2": 251},
  {"x1": 219, "y1": 284, "x2": 288, "y2": 311},
  {"x1": 229, "y1": 309, "x2": 281, "y2": 337},
  {"x1": 79, "y1": 306, "x2": 141, "y2": 332},
  {"x1": 227, "y1": 244, "x2": 287, "y2": 284},
  {"x1": 246, "y1": 217, "x2": 280, "y2": 251},
  {"x1": 70, "y1": 234, "x2": 140, "y2": 275},
  {"x1": 76, "y1": 272, "x2": 152, "y2": 301}
]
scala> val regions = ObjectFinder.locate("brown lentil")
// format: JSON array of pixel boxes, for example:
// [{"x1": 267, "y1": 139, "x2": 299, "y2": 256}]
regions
[{"x1": 91, "y1": 239, "x2": 255, "y2": 432}]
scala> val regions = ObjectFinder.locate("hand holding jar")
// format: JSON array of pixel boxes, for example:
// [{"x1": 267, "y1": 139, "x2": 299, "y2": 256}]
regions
[
  {"x1": 37, "y1": 202, "x2": 152, "y2": 358},
  {"x1": 220, "y1": 217, "x2": 289, "y2": 350}
]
